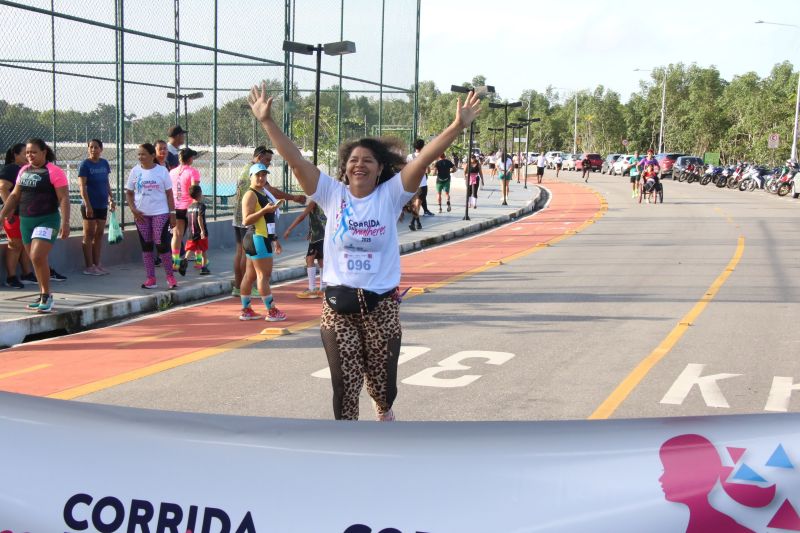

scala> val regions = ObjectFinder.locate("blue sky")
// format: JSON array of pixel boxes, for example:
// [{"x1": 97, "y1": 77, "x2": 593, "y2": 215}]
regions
[{"x1": 418, "y1": 0, "x2": 800, "y2": 102}]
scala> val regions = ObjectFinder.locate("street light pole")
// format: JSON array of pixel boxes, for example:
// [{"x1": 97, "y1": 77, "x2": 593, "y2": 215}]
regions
[
  {"x1": 451, "y1": 84, "x2": 495, "y2": 220},
  {"x1": 756, "y1": 20, "x2": 800, "y2": 161},
  {"x1": 167, "y1": 91, "x2": 203, "y2": 145},
  {"x1": 283, "y1": 39, "x2": 356, "y2": 166}
]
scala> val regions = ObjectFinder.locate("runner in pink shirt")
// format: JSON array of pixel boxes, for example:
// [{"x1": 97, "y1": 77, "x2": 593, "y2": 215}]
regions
[{"x1": 168, "y1": 148, "x2": 201, "y2": 271}]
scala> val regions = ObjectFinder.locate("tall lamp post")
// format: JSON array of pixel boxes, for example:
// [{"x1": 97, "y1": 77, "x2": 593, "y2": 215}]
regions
[
  {"x1": 755, "y1": 20, "x2": 800, "y2": 162},
  {"x1": 489, "y1": 100, "x2": 523, "y2": 165},
  {"x1": 451, "y1": 84, "x2": 495, "y2": 220},
  {"x1": 488, "y1": 127, "x2": 504, "y2": 152},
  {"x1": 633, "y1": 68, "x2": 667, "y2": 153},
  {"x1": 506, "y1": 122, "x2": 522, "y2": 181},
  {"x1": 283, "y1": 39, "x2": 356, "y2": 166},
  {"x1": 166, "y1": 91, "x2": 203, "y2": 145}
]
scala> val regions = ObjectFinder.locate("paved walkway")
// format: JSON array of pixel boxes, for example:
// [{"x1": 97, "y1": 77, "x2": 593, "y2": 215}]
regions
[{"x1": 0, "y1": 170, "x2": 544, "y2": 347}]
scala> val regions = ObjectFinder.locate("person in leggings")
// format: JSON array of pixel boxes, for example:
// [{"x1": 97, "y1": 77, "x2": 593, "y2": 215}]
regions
[
  {"x1": 125, "y1": 143, "x2": 177, "y2": 290},
  {"x1": 464, "y1": 154, "x2": 483, "y2": 208},
  {"x1": 247, "y1": 81, "x2": 481, "y2": 421}
]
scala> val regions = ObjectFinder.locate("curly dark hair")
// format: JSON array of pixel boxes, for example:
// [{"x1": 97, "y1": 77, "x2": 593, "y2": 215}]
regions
[{"x1": 337, "y1": 137, "x2": 406, "y2": 186}]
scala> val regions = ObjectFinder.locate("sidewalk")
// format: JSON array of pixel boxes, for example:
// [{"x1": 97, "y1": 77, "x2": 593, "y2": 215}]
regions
[{"x1": 0, "y1": 171, "x2": 546, "y2": 347}]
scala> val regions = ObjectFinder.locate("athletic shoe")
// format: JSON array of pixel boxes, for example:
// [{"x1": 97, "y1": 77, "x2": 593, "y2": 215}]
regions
[
  {"x1": 377, "y1": 408, "x2": 396, "y2": 422},
  {"x1": 141, "y1": 278, "x2": 157, "y2": 289},
  {"x1": 409, "y1": 223, "x2": 416, "y2": 232},
  {"x1": 231, "y1": 287, "x2": 241, "y2": 297},
  {"x1": 438, "y1": 207, "x2": 442, "y2": 213},
  {"x1": 27, "y1": 298, "x2": 43, "y2": 309},
  {"x1": 314, "y1": 289, "x2": 326, "y2": 298},
  {"x1": 239, "y1": 307, "x2": 262, "y2": 321},
  {"x1": 166, "y1": 274, "x2": 178, "y2": 289},
  {"x1": 37, "y1": 294, "x2": 54, "y2": 313},
  {"x1": 415, "y1": 219, "x2": 422, "y2": 230},
  {"x1": 266, "y1": 306, "x2": 287, "y2": 321},
  {"x1": 297, "y1": 289, "x2": 320, "y2": 299},
  {"x1": 199, "y1": 266, "x2": 211, "y2": 276},
  {"x1": 178, "y1": 257, "x2": 189, "y2": 277},
  {"x1": 424, "y1": 211, "x2": 435, "y2": 216},
  {"x1": 83, "y1": 266, "x2": 102, "y2": 276},
  {"x1": 501, "y1": 201, "x2": 508, "y2": 206},
  {"x1": 5, "y1": 276, "x2": 24, "y2": 289},
  {"x1": 20, "y1": 272, "x2": 38, "y2": 284},
  {"x1": 49, "y1": 268, "x2": 67, "y2": 282},
  {"x1": 95, "y1": 264, "x2": 110, "y2": 275},
  {"x1": 446, "y1": 203, "x2": 451, "y2": 212}
]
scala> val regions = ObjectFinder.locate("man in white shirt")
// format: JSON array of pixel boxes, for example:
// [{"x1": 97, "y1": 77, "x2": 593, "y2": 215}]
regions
[{"x1": 536, "y1": 153, "x2": 546, "y2": 184}]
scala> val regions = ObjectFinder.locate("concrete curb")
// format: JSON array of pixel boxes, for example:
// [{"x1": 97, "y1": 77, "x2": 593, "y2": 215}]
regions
[{"x1": 0, "y1": 188, "x2": 548, "y2": 347}]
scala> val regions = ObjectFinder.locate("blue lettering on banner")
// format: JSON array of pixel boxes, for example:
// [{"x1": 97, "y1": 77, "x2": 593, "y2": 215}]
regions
[{"x1": 62, "y1": 493, "x2": 257, "y2": 533}]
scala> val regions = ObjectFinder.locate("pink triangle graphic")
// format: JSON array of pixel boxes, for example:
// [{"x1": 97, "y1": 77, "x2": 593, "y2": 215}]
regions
[
  {"x1": 768, "y1": 499, "x2": 800, "y2": 531},
  {"x1": 727, "y1": 446, "x2": 747, "y2": 464}
]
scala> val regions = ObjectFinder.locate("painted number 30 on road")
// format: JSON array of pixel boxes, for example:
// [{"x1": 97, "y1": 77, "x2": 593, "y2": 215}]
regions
[{"x1": 313, "y1": 346, "x2": 515, "y2": 387}]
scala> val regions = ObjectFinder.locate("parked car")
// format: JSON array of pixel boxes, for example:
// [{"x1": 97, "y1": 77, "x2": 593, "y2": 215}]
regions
[
  {"x1": 673, "y1": 156, "x2": 704, "y2": 180},
  {"x1": 601, "y1": 154, "x2": 622, "y2": 174},
  {"x1": 576, "y1": 153, "x2": 603, "y2": 172},
  {"x1": 612, "y1": 154, "x2": 636, "y2": 176},
  {"x1": 655, "y1": 153, "x2": 684, "y2": 179},
  {"x1": 562, "y1": 154, "x2": 578, "y2": 170},
  {"x1": 545, "y1": 151, "x2": 564, "y2": 168}
]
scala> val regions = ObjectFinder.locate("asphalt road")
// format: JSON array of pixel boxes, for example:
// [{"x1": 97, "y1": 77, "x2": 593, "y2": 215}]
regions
[{"x1": 7, "y1": 170, "x2": 800, "y2": 421}]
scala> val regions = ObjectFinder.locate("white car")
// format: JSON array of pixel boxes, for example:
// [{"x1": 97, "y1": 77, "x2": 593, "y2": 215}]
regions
[
  {"x1": 544, "y1": 151, "x2": 564, "y2": 168},
  {"x1": 562, "y1": 154, "x2": 579, "y2": 171},
  {"x1": 612, "y1": 154, "x2": 636, "y2": 176}
]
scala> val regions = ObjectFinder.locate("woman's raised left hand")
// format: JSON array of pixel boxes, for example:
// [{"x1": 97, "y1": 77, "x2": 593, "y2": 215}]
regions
[{"x1": 455, "y1": 91, "x2": 481, "y2": 128}]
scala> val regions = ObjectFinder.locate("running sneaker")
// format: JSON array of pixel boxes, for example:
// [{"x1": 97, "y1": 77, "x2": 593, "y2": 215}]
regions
[
  {"x1": 166, "y1": 274, "x2": 178, "y2": 289},
  {"x1": 20, "y1": 272, "x2": 38, "y2": 284},
  {"x1": 141, "y1": 277, "x2": 157, "y2": 289},
  {"x1": 446, "y1": 202, "x2": 451, "y2": 212},
  {"x1": 408, "y1": 223, "x2": 416, "y2": 232},
  {"x1": 95, "y1": 264, "x2": 110, "y2": 275},
  {"x1": 5, "y1": 276, "x2": 24, "y2": 289},
  {"x1": 266, "y1": 306, "x2": 287, "y2": 322},
  {"x1": 296, "y1": 289, "x2": 320, "y2": 299},
  {"x1": 27, "y1": 299, "x2": 42, "y2": 309},
  {"x1": 178, "y1": 257, "x2": 189, "y2": 277},
  {"x1": 377, "y1": 408, "x2": 396, "y2": 422},
  {"x1": 415, "y1": 219, "x2": 422, "y2": 230},
  {"x1": 231, "y1": 287, "x2": 241, "y2": 297},
  {"x1": 49, "y1": 268, "x2": 67, "y2": 281},
  {"x1": 83, "y1": 266, "x2": 102, "y2": 276},
  {"x1": 37, "y1": 294, "x2": 54, "y2": 313},
  {"x1": 239, "y1": 307, "x2": 262, "y2": 321},
  {"x1": 199, "y1": 266, "x2": 211, "y2": 276}
]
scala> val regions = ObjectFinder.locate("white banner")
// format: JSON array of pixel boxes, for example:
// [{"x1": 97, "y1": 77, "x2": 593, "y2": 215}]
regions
[{"x1": 1, "y1": 392, "x2": 799, "y2": 533}]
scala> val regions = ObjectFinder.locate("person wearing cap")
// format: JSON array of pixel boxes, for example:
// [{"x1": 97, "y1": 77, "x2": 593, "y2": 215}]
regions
[
  {"x1": 231, "y1": 146, "x2": 305, "y2": 297},
  {"x1": 166, "y1": 125, "x2": 186, "y2": 170},
  {"x1": 238, "y1": 163, "x2": 286, "y2": 321},
  {"x1": 169, "y1": 147, "x2": 201, "y2": 274}
]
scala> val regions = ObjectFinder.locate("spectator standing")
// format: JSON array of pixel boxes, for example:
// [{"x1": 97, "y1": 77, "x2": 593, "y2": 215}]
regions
[
  {"x1": 0, "y1": 139, "x2": 71, "y2": 312},
  {"x1": 247, "y1": 81, "x2": 480, "y2": 421},
  {"x1": 231, "y1": 146, "x2": 305, "y2": 296},
  {"x1": 78, "y1": 139, "x2": 114, "y2": 275},
  {"x1": 125, "y1": 143, "x2": 177, "y2": 290},
  {"x1": 434, "y1": 152, "x2": 455, "y2": 212},
  {"x1": 165, "y1": 125, "x2": 186, "y2": 170},
  {"x1": 169, "y1": 147, "x2": 201, "y2": 273},
  {"x1": 185, "y1": 184, "x2": 210, "y2": 275},
  {"x1": 1, "y1": 143, "x2": 36, "y2": 288},
  {"x1": 283, "y1": 200, "x2": 326, "y2": 298},
  {"x1": 536, "y1": 152, "x2": 546, "y2": 184}
]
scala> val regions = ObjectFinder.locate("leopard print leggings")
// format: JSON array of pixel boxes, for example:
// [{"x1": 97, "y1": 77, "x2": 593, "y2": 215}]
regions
[{"x1": 320, "y1": 297, "x2": 402, "y2": 420}]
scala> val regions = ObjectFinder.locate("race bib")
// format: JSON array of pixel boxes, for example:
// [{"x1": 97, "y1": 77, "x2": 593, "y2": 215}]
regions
[
  {"x1": 32, "y1": 226, "x2": 54, "y2": 240},
  {"x1": 339, "y1": 251, "x2": 381, "y2": 275},
  {"x1": 267, "y1": 222, "x2": 276, "y2": 235}
]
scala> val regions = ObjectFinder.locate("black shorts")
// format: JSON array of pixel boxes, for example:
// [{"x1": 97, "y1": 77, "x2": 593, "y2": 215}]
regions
[
  {"x1": 306, "y1": 240, "x2": 324, "y2": 260},
  {"x1": 536, "y1": 166, "x2": 545, "y2": 176},
  {"x1": 234, "y1": 225, "x2": 248, "y2": 243},
  {"x1": 175, "y1": 209, "x2": 188, "y2": 221},
  {"x1": 80, "y1": 205, "x2": 108, "y2": 221},
  {"x1": 630, "y1": 175, "x2": 638, "y2": 183},
  {"x1": 488, "y1": 163, "x2": 495, "y2": 169}
]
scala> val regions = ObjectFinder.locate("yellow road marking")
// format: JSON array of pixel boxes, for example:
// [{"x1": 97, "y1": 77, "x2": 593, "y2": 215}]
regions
[
  {"x1": 588, "y1": 235, "x2": 745, "y2": 420},
  {"x1": 48, "y1": 319, "x2": 321, "y2": 400},
  {"x1": 0, "y1": 364, "x2": 51, "y2": 381},
  {"x1": 115, "y1": 330, "x2": 178, "y2": 348}
]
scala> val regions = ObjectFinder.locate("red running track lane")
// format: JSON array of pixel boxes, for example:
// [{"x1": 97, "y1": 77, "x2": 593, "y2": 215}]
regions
[{"x1": 0, "y1": 181, "x2": 604, "y2": 399}]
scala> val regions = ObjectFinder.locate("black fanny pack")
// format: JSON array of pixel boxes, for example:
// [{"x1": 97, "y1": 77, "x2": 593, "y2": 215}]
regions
[{"x1": 325, "y1": 285, "x2": 394, "y2": 315}]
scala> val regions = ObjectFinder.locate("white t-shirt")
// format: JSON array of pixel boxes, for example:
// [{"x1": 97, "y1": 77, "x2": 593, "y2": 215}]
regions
[
  {"x1": 498, "y1": 157, "x2": 512, "y2": 172},
  {"x1": 310, "y1": 171, "x2": 414, "y2": 293},
  {"x1": 126, "y1": 164, "x2": 172, "y2": 216},
  {"x1": 555, "y1": 155, "x2": 563, "y2": 164},
  {"x1": 406, "y1": 152, "x2": 427, "y2": 188},
  {"x1": 537, "y1": 154, "x2": 546, "y2": 167}
]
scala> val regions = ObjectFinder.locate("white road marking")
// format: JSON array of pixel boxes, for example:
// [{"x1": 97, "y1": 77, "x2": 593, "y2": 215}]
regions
[
  {"x1": 660, "y1": 363, "x2": 742, "y2": 408},
  {"x1": 311, "y1": 346, "x2": 430, "y2": 379},
  {"x1": 764, "y1": 376, "x2": 800, "y2": 412},
  {"x1": 402, "y1": 350, "x2": 515, "y2": 388}
]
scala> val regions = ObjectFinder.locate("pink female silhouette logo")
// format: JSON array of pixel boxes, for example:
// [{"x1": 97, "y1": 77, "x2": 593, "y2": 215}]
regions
[{"x1": 660, "y1": 434, "x2": 776, "y2": 533}]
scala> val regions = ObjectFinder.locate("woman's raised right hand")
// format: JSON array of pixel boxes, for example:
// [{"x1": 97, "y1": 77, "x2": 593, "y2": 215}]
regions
[{"x1": 248, "y1": 82, "x2": 274, "y2": 123}]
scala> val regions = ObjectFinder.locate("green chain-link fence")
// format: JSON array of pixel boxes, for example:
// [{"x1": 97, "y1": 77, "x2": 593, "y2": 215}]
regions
[{"x1": 0, "y1": 0, "x2": 420, "y2": 231}]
